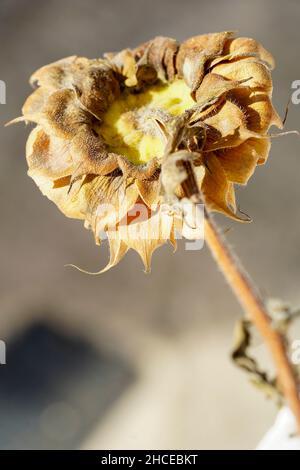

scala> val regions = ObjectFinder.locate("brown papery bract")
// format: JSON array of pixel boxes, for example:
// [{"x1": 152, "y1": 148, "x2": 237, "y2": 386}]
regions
[{"x1": 17, "y1": 32, "x2": 282, "y2": 271}]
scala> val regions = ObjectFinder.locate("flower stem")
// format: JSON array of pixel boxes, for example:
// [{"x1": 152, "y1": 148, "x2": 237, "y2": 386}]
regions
[{"x1": 204, "y1": 210, "x2": 300, "y2": 434}]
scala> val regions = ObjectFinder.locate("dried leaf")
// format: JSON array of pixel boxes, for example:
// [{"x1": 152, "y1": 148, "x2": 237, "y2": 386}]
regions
[{"x1": 232, "y1": 318, "x2": 282, "y2": 403}]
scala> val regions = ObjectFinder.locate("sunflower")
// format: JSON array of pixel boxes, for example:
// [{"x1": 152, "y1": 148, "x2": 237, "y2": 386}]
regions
[{"x1": 17, "y1": 32, "x2": 282, "y2": 271}]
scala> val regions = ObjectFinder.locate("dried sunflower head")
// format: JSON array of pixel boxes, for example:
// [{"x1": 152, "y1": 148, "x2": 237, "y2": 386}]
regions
[{"x1": 17, "y1": 32, "x2": 282, "y2": 271}]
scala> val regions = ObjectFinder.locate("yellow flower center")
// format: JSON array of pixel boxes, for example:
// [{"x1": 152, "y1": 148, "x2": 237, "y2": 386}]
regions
[{"x1": 99, "y1": 79, "x2": 194, "y2": 165}]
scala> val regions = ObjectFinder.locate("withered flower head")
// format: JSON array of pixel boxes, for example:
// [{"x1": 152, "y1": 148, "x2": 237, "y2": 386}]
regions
[{"x1": 17, "y1": 32, "x2": 282, "y2": 271}]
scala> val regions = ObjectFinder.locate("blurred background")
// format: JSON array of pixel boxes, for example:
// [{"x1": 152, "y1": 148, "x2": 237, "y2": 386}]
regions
[{"x1": 0, "y1": 0, "x2": 300, "y2": 450}]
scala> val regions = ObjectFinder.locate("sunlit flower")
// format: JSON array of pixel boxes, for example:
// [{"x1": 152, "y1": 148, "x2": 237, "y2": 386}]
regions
[{"x1": 18, "y1": 32, "x2": 282, "y2": 271}]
